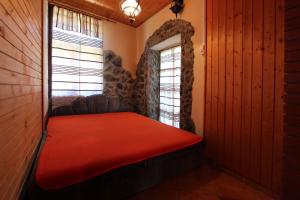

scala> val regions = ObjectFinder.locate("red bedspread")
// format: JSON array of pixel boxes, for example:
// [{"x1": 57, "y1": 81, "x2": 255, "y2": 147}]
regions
[{"x1": 36, "y1": 112, "x2": 202, "y2": 190}]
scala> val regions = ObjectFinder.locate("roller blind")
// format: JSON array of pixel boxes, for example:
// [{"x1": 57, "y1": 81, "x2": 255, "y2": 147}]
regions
[
  {"x1": 51, "y1": 6, "x2": 103, "y2": 97},
  {"x1": 159, "y1": 46, "x2": 181, "y2": 128}
]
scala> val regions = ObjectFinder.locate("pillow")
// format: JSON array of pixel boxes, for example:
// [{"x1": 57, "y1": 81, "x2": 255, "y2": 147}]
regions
[
  {"x1": 86, "y1": 94, "x2": 108, "y2": 114},
  {"x1": 107, "y1": 97, "x2": 120, "y2": 112},
  {"x1": 52, "y1": 106, "x2": 74, "y2": 116},
  {"x1": 72, "y1": 97, "x2": 89, "y2": 114},
  {"x1": 119, "y1": 103, "x2": 133, "y2": 112}
]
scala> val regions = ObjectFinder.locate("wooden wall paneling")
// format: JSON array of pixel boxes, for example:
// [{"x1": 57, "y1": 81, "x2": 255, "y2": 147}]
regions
[
  {"x1": 272, "y1": 0, "x2": 284, "y2": 193},
  {"x1": 205, "y1": 0, "x2": 284, "y2": 195},
  {"x1": 0, "y1": 0, "x2": 41, "y2": 51},
  {"x1": 211, "y1": 0, "x2": 219, "y2": 162},
  {"x1": 9, "y1": 0, "x2": 41, "y2": 42},
  {"x1": 285, "y1": 0, "x2": 300, "y2": 9},
  {"x1": 0, "y1": 85, "x2": 41, "y2": 100},
  {"x1": 0, "y1": 51, "x2": 41, "y2": 79},
  {"x1": 224, "y1": 0, "x2": 234, "y2": 170},
  {"x1": 261, "y1": 0, "x2": 276, "y2": 188},
  {"x1": 0, "y1": 95, "x2": 42, "y2": 199},
  {"x1": 204, "y1": 0, "x2": 213, "y2": 158},
  {"x1": 0, "y1": 19, "x2": 40, "y2": 66},
  {"x1": 241, "y1": 0, "x2": 253, "y2": 177},
  {"x1": 283, "y1": 0, "x2": 300, "y2": 199},
  {"x1": 232, "y1": 0, "x2": 243, "y2": 174},
  {"x1": 20, "y1": 0, "x2": 42, "y2": 32},
  {"x1": 0, "y1": 0, "x2": 42, "y2": 199},
  {"x1": 28, "y1": 0, "x2": 43, "y2": 28},
  {"x1": 49, "y1": 0, "x2": 172, "y2": 27},
  {"x1": 250, "y1": 0, "x2": 263, "y2": 183},
  {"x1": 0, "y1": 5, "x2": 41, "y2": 61},
  {"x1": 217, "y1": 0, "x2": 226, "y2": 166}
]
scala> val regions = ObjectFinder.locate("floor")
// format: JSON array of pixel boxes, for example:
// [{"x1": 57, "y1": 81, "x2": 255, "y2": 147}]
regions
[{"x1": 129, "y1": 163, "x2": 274, "y2": 200}]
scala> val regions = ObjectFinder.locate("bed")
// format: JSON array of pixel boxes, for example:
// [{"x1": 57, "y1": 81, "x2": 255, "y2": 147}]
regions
[{"x1": 26, "y1": 112, "x2": 203, "y2": 200}]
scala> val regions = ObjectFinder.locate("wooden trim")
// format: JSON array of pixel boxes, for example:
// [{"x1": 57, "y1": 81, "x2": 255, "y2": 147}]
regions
[
  {"x1": 48, "y1": 1, "x2": 117, "y2": 24},
  {"x1": 48, "y1": 4, "x2": 53, "y2": 117}
]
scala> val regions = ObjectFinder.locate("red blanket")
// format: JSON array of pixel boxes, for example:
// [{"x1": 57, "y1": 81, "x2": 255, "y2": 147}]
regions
[{"x1": 36, "y1": 112, "x2": 202, "y2": 190}]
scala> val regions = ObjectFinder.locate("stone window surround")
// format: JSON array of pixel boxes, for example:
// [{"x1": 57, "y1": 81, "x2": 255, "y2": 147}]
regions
[{"x1": 133, "y1": 19, "x2": 196, "y2": 132}]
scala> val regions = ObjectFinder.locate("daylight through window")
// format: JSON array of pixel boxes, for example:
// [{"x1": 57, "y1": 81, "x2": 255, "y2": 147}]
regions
[{"x1": 159, "y1": 46, "x2": 181, "y2": 128}]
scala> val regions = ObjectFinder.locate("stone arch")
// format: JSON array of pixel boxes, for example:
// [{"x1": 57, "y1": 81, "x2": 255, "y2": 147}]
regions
[{"x1": 133, "y1": 19, "x2": 195, "y2": 132}]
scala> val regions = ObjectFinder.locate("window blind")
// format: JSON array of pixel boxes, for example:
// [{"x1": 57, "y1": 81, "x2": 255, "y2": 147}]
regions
[
  {"x1": 159, "y1": 46, "x2": 181, "y2": 128},
  {"x1": 51, "y1": 6, "x2": 103, "y2": 97}
]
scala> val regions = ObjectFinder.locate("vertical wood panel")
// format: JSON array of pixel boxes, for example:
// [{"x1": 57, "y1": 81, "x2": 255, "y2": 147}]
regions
[
  {"x1": 261, "y1": 0, "x2": 276, "y2": 188},
  {"x1": 241, "y1": 0, "x2": 252, "y2": 177},
  {"x1": 272, "y1": 0, "x2": 284, "y2": 194},
  {"x1": 217, "y1": 0, "x2": 226, "y2": 165},
  {"x1": 250, "y1": 0, "x2": 263, "y2": 183},
  {"x1": 224, "y1": 0, "x2": 234, "y2": 169},
  {"x1": 211, "y1": 0, "x2": 219, "y2": 161},
  {"x1": 204, "y1": 0, "x2": 213, "y2": 158},
  {"x1": 205, "y1": 0, "x2": 284, "y2": 195},
  {"x1": 232, "y1": 0, "x2": 243, "y2": 173},
  {"x1": 0, "y1": 0, "x2": 42, "y2": 199}
]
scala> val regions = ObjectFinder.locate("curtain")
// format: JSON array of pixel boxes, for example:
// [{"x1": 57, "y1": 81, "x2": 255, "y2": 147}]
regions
[
  {"x1": 159, "y1": 46, "x2": 181, "y2": 128},
  {"x1": 51, "y1": 6, "x2": 103, "y2": 97}
]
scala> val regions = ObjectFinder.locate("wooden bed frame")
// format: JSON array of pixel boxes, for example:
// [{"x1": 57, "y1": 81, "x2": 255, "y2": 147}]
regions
[{"x1": 23, "y1": 137, "x2": 203, "y2": 200}]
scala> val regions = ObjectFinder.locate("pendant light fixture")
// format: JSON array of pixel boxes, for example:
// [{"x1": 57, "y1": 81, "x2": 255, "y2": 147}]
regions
[
  {"x1": 120, "y1": 0, "x2": 141, "y2": 24},
  {"x1": 170, "y1": 0, "x2": 184, "y2": 18}
]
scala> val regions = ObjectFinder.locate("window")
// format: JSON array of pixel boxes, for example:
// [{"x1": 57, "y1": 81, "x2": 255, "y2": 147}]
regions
[
  {"x1": 159, "y1": 46, "x2": 181, "y2": 128},
  {"x1": 51, "y1": 6, "x2": 103, "y2": 97}
]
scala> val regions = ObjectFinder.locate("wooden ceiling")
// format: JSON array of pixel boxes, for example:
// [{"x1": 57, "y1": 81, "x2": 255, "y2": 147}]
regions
[{"x1": 49, "y1": 0, "x2": 172, "y2": 27}]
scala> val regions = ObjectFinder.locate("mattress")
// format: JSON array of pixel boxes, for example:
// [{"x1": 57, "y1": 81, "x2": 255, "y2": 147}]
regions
[{"x1": 35, "y1": 112, "x2": 202, "y2": 190}]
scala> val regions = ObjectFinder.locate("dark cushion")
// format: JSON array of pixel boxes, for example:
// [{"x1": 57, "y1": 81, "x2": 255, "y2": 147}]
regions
[
  {"x1": 119, "y1": 104, "x2": 133, "y2": 112},
  {"x1": 86, "y1": 95, "x2": 108, "y2": 114},
  {"x1": 107, "y1": 97, "x2": 120, "y2": 112},
  {"x1": 52, "y1": 106, "x2": 74, "y2": 116},
  {"x1": 72, "y1": 97, "x2": 89, "y2": 114}
]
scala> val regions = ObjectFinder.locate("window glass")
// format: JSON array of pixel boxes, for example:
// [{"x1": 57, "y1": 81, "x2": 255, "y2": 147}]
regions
[{"x1": 159, "y1": 46, "x2": 181, "y2": 128}]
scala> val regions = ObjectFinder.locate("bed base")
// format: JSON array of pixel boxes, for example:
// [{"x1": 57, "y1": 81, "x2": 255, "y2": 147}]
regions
[{"x1": 25, "y1": 142, "x2": 203, "y2": 200}]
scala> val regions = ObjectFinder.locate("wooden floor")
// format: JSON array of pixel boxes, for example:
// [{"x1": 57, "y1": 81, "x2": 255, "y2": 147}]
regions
[{"x1": 129, "y1": 163, "x2": 274, "y2": 200}]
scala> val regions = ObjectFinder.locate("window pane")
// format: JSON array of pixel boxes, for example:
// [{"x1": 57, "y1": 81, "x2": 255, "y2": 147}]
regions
[
  {"x1": 52, "y1": 27, "x2": 103, "y2": 97},
  {"x1": 159, "y1": 46, "x2": 181, "y2": 128}
]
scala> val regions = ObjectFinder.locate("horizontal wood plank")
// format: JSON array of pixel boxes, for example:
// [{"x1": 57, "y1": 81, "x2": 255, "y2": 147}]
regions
[{"x1": 0, "y1": 0, "x2": 42, "y2": 198}]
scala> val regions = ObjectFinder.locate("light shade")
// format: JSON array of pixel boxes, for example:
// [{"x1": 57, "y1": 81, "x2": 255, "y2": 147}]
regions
[{"x1": 121, "y1": 0, "x2": 141, "y2": 17}]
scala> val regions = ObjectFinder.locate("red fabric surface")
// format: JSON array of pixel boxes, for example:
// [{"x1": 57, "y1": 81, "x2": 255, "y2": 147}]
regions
[{"x1": 36, "y1": 112, "x2": 202, "y2": 190}]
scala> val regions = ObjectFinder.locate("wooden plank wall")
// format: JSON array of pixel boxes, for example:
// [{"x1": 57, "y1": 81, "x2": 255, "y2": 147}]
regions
[
  {"x1": 0, "y1": 0, "x2": 42, "y2": 199},
  {"x1": 283, "y1": 1, "x2": 300, "y2": 199},
  {"x1": 205, "y1": 0, "x2": 284, "y2": 195}
]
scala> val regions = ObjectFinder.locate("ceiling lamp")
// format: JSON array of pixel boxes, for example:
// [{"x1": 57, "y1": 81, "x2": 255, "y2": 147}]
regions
[
  {"x1": 170, "y1": 0, "x2": 184, "y2": 18},
  {"x1": 120, "y1": 0, "x2": 141, "y2": 24}
]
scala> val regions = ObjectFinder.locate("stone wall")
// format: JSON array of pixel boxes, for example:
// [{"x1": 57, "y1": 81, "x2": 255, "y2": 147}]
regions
[
  {"x1": 103, "y1": 50, "x2": 135, "y2": 111},
  {"x1": 133, "y1": 50, "x2": 160, "y2": 119},
  {"x1": 134, "y1": 19, "x2": 195, "y2": 132}
]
